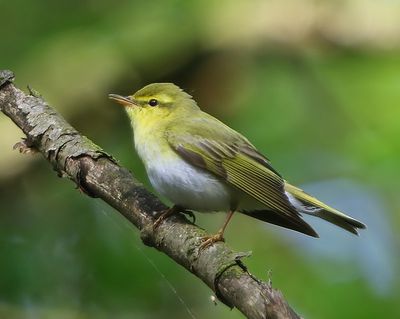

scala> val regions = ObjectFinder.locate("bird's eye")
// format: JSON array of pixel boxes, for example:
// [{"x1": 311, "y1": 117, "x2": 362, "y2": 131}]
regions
[{"x1": 148, "y1": 99, "x2": 158, "y2": 107}]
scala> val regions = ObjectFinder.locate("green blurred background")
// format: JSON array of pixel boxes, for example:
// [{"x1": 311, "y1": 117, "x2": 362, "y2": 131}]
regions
[{"x1": 1, "y1": 0, "x2": 399, "y2": 318}]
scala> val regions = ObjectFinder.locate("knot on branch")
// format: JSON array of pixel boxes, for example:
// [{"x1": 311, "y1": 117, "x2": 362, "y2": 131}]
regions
[{"x1": 0, "y1": 70, "x2": 14, "y2": 88}]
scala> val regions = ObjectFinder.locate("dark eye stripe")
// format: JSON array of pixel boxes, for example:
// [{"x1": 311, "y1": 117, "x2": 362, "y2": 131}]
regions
[{"x1": 149, "y1": 99, "x2": 158, "y2": 107}]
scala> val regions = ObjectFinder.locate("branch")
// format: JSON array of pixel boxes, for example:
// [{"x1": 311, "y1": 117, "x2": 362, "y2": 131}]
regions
[{"x1": 0, "y1": 70, "x2": 301, "y2": 319}]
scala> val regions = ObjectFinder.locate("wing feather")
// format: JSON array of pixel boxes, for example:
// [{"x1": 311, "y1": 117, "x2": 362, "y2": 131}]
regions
[
  {"x1": 165, "y1": 116, "x2": 300, "y2": 219},
  {"x1": 222, "y1": 156, "x2": 287, "y2": 208}
]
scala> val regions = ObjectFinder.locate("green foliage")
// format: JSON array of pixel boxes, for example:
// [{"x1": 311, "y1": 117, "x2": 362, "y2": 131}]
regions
[{"x1": 1, "y1": 1, "x2": 399, "y2": 318}]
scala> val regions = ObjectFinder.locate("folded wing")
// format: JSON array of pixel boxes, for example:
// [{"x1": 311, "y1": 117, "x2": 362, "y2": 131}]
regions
[{"x1": 166, "y1": 115, "x2": 318, "y2": 237}]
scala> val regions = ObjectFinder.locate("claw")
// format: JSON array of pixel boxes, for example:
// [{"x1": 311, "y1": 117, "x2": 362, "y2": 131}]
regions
[
  {"x1": 199, "y1": 210, "x2": 234, "y2": 249},
  {"x1": 153, "y1": 205, "x2": 185, "y2": 229},
  {"x1": 199, "y1": 231, "x2": 225, "y2": 250},
  {"x1": 181, "y1": 210, "x2": 196, "y2": 224}
]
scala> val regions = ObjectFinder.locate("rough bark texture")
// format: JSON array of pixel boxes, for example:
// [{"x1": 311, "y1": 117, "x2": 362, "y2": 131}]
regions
[{"x1": 0, "y1": 70, "x2": 301, "y2": 319}]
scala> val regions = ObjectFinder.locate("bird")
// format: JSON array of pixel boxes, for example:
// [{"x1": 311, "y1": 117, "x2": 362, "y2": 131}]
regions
[{"x1": 109, "y1": 83, "x2": 366, "y2": 248}]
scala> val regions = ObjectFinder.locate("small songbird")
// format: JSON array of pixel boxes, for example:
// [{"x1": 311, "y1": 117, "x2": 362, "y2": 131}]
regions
[{"x1": 109, "y1": 83, "x2": 366, "y2": 247}]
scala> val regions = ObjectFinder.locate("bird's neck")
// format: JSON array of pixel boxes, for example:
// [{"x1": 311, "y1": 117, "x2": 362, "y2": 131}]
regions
[{"x1": 128, "y1": 112, "x2": 174, "y2": 167}]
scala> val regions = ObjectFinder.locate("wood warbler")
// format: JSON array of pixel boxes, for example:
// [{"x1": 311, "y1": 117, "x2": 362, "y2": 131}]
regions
[{"x1": 109, "y1": 83, "x2": 366, "y2": 247}]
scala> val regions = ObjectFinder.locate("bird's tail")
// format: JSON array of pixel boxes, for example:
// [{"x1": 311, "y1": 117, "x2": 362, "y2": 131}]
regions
[{"x1": 284, "y1": 182, "x2": 366, "y2": 235}]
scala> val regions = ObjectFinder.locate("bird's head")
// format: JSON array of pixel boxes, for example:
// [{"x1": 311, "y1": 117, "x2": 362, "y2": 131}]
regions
[{"x1": 109, "y1": 83, "x2": 199, "y2": 125}]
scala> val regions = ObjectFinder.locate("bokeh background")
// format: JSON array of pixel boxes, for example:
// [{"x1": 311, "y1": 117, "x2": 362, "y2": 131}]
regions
[{"x1": 1, "y1": 1, "x2": 400, "y2": 318}]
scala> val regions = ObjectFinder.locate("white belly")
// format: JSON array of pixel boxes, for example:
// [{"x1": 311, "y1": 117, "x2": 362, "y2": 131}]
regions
[{"x1": 146, "y1": 156, "x2": 232, "y2": 212}]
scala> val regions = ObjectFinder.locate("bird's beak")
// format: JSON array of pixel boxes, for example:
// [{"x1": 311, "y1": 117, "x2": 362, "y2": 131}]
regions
[{"x1": 108, "y1": 94, "x2": 136, "y2": 107}]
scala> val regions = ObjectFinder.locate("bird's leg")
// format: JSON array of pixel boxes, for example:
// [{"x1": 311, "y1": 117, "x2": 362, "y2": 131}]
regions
[
  {"x1": 153, "y1": 205, "x2": 186, "y2": 229},
  {"x1": 200, "y1": 210, "x2": 235, "y2": 249}
]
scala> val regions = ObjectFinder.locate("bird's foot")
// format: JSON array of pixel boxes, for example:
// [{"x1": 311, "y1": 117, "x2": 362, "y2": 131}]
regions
[
  {"x1": 153, "y1": 205, "x2": 187, "y2": 229},
  {"x1": 200, "y1": 231, "x2": 225, "y2": 250}
]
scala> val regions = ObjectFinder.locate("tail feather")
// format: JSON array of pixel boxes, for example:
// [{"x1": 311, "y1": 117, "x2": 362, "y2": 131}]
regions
[
  {"x1": 284, "y1": 182, "x2": 366, "y2": 235},
  {"x1": 241, "y1": 209, "x2": 319, "y2": 238}
]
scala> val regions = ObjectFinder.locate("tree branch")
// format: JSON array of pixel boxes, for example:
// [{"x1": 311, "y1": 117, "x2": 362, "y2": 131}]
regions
[{"x1": 0, "y1": 70, "x2": 301, "y2": 319}]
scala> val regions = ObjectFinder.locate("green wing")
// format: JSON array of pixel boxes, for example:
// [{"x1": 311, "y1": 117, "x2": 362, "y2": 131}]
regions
[{"x1": 165, "y1": 114, "x2": 300, "y2": 219}]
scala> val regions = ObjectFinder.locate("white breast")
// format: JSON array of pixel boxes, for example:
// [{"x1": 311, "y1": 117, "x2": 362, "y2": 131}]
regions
[
  {"x1": 134, "y1": 132, "x2": 232, "y2": 212},
  {"x1": 146, "y1": 155, "x2": 232, "y2": 212}
]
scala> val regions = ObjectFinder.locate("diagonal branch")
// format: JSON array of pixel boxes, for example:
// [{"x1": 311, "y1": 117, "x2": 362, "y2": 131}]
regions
[{"x1": 0, "y1": 70, "x2": 301, "y2": 319}]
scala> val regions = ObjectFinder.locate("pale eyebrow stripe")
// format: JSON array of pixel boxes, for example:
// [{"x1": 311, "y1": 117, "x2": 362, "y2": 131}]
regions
[{"x1": 137, "y1": 94, "x2": 173, "y2": 104}]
